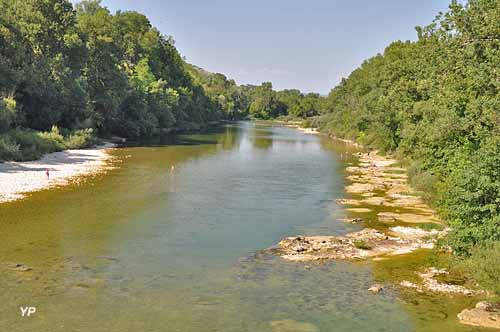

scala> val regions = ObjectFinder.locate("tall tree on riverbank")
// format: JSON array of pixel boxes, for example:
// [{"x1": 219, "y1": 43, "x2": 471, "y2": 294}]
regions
[{"x1": 0, "y1": 0, "x2": 242, "y2": 145}]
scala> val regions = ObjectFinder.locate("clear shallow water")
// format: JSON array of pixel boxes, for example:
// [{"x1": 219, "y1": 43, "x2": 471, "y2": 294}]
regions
[{"x1": 0, "y1": 122, "x2": 483, "y2": 331}]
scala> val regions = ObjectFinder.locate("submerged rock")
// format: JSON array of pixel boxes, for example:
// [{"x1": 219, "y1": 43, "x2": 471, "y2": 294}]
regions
[
  {"x1": 419, "y1": 268, "x2": 476, "y2": 295},
  {"x1": 368, "y1": 284, "x2": 384, "y2": 293},
  {"x1": 13, "y1": 263, "x2": 33, "y2": 272},
  {"x1": 400, "y1": 267, "x2": 477, "y2": 296},
  {"x1": 458, "y1": 302, "x2": 500, "y2": 330},
  {"x1": 269, "y1": 319, "x2": 319, "y2": 332}
]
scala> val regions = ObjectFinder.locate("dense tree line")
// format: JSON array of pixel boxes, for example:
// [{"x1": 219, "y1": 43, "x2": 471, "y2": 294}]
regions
[
  {"x1": 0, "y1": 0, "x2": 255, "y2": 160},
  {"x1": 247, "y1": 82, "x2": 323, "y2": 119},
  {"x1": 308, "y1": 0, "x2": 500, "y2": 291}
]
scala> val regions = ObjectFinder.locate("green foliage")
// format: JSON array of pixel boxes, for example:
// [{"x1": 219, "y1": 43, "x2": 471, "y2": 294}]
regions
[
  {"x1": 458, "y1": 242, "x2": 500, "y2": 299},
  {"x1": 319, "y1": 0, "x2": 500, "y2": 254},
  {"x1": 354, "y1": 240, "x2": 373, "y2": 250},
  {"x1": 38, "y1": 125, "x2": 65, "y2": 149},
  {"x1": 64, "y1": 128, "x2": 97, "y2": 149},
  {"x1": 0, "y1": 0, "x2": 242, "y2": 149},
  {"x1": 0, "y1": 136, "x2": 20, "y2": 160},
  {"x1": 0, "y1": 97, "x2": 17, "y2": 133},
  {"x1": 439, "y1": 137, "x2": 500, "y2": 254},
  {"x1": 0, "y1": 127, "x2": 98, "y2": 161}
]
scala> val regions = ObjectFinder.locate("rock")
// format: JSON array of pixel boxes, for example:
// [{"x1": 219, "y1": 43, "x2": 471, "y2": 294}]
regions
[
  {"x1": 378, "y1": 212, "x2": 440, "y2": 224},
  {"x1": 345, "y1": 182, "x2": 381, "y2": 194},
  {"x1": 389, "y1": 226, "x2": 447, "y2": 242},
  {"x1": 418, "y1": 267, "x2": 476, "y2": 295},
  {"x1": 458, "y1": 302, "x2": 500, "y2": 330},
  {"x1": 13, "y1": 263, "x2": 32, "y2": 272},
  {"x1": 361, "y1": 196, "x2": 386, "y2": 206},
  {"x1": 400, "y1": 268, "x2": 477, "y2": 296},
  {"x1": 368, "y1": 284, "x2": 384, "y2": 293},
  {"x1": 273, "y1": 228, "x2": 439, "y2": 262},
  {"x1": 340, "y1": 217, "x2": 363, "y2": 224},
  {"x1": 476, "y1": 301, "x2": 500, "y2": 312},
  {"x1": 346, "y1": 208, "x2": 372, "y2": 213},
  {"x1": 336, "y1": 199, "x2": 361, "y2": 206},
  {"x1": 400, "y1": 280, "x2": 424, "y2": 292}
]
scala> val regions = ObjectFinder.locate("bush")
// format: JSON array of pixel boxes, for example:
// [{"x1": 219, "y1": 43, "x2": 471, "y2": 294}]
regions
[
  {"x1": 459, "y1": 242, "x2": 500, "y2": 299},
  {"x1": 65, "y1": 128, "x2": 97, "y2": 149},
  {"x1": 0, "y1": 136, "x2": 19, "y2": 160},
  {"x1": 0, "y1": 127, "x2": 98, "y2": 162},
  {"x1": 0, "y1": 97, "x2": 17, "y2": 133},
  {"x1": 439, "y1": 137, "x2": 500, "y2": 255},
  {"x1": 354, "y1": 240, "x2": 373, "y2": 250}
]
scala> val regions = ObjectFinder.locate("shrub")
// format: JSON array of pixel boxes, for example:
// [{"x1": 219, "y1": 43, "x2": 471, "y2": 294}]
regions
[
  {"x1": 0, "y1": 136, "x2": 19, "y2": 161},
  {"x1": 459, "y1": 242, "x2": 500, "y2": 300},
  {"x1": 0, "y1": 127, "x2": 98, "y2": 162},
  {"x1": 354, "y1": 240, "x2": 373, "y2": 250},
  {"x1": 65, "y1": 128, "x2": 97, "y2": 149},
  {"x1": 0, "y1": 97, "x2": 17, "y2": 133},
  {"x1": 38, "y1": 126, "x2": 65, "y2": 150}
]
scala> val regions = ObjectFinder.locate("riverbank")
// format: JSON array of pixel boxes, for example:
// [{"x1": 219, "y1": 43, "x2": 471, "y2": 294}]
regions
[
  {"x1": 272, "y1": 149, "x2": 446, "y2": 261},
  {"x1": 271, "y1": 125, "x2": 499, "y2": 330},
  {"x1": 0, "y1": 143, "x2": 115, "y2": 204}
]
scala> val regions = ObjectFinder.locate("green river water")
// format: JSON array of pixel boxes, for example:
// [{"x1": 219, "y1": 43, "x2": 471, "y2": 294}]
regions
[{"x1": 0, "y1": 122, "x2": 487, "y2": 331}]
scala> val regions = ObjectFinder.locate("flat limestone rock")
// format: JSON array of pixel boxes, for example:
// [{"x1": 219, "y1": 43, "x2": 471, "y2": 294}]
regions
[
  {"x1": 361, "y1": 196, "x2": 386, "y2": 206},
  {"x1": 336, "y1": 199, "x2": 361, "y2": 206},
  {"x1": 458, "y1": 302, "x2": 500, "y2": 330},
  {"x1": 347, "y1": 208, "x2": 372, "y2": 213},
  {"x1": 378, "y1": 212, "x2": 440, "y2": 224},
  {"x1": 400, "y1": 267, "x2": 477, "y2": 296},
  {"x1": 273, "y1": 228, "x2": 439, "y2": 262},
  {"x1": 345, "y1": 182, "x2": 381, "y2": 194}
]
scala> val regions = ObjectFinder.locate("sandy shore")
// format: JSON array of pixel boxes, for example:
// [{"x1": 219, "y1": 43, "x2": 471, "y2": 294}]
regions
[
  {"x1": 0, "y1": 143, "x2": 115, "y2": 204},
  {"x1": 296, "y1": 127, "x2": 320, "y2": 135}
]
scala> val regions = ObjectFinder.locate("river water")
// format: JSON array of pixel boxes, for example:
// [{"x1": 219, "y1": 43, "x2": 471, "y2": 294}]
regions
[{"x1": 0, "y1": 122, "x2": 481, "y2": 331}]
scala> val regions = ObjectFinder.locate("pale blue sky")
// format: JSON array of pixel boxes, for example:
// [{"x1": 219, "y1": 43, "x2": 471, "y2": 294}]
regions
[{"x1": 83, "y1": 0, "x2": 451, "y2": 94}]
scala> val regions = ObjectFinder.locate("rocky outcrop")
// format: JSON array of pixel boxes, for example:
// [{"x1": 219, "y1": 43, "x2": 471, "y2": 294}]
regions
[
  {"x1": 458, "y1": 302, "x2": 500, "y2": 330},
  {"x1": 342, "y1": 151, "x2": 440, "y2": 224},
  {"x1": 273, "y1": 227, "x2": 445, "y2": 262},
  {"x1": 400, "y1": 267, "x2": 477, "y2": 296}
]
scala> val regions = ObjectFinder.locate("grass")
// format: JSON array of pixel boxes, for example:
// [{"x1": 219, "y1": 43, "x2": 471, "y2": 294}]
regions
[
  {"x1": 457, "y1": 242, "x2": 500, "y2": 301},
  {"x1": 354, "y1": 239, "x2": 373, "y2": 250}
]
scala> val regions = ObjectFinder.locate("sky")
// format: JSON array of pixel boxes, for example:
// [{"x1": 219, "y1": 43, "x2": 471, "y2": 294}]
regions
[{"x1": 86, "y1": 0, "x2": 451, "y2": 94}]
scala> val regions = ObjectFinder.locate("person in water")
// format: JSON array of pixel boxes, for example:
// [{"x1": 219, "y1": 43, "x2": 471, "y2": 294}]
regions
[{"x1": 46, "y1": 169, "x2": 50, "y2": 179}]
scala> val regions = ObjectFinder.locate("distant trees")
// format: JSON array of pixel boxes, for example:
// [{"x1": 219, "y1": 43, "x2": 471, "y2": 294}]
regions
[{"x1": 246, "y1": 83, "x2": 323, "y2": 119}]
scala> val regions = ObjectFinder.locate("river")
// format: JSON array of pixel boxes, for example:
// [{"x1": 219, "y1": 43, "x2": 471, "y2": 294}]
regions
[{"x1": 0, "y1": 122, "x2": 481, "y2": 331}]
